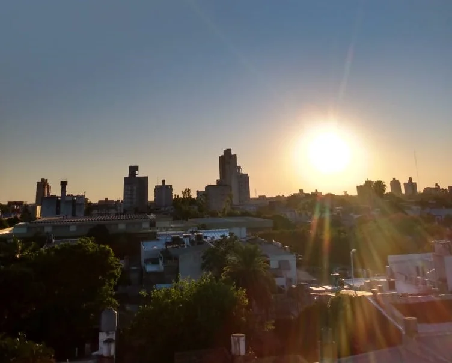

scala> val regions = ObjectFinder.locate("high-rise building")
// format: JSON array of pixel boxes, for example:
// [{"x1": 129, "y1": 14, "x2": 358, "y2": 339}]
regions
[
  {"x1": 154, "y1": 179, "x2": 173, "y2": 209},
  {"x1": 237, "y1": 168, "x2": 250, "y2": 204},
  {"x1": 123, "y1": 165, "x2": 148, "y2": 213},
  {"x1": 218, "y1": 149, "x2": 250, "y2": 205},
  {"x1": 390, "y1": 178, "x2": 402, "y2": 195},
  {"x1": 35, "y1": 178, "x2": 51, "y2": 205},
  {"x1": 403, "y1": 177, "x2": 418, "y2": 196}
]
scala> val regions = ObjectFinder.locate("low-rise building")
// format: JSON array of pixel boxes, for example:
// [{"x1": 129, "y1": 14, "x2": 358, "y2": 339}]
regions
[
  {"x1": 11, "y1": 214, "x2": 154, "y2": 239},
  {"x1": 250, "y1": 238, "x2": 298, "y2": 289},
  {"x1": 205, "y1": 184, "x2": 231, "y2": 212},
  {"x1": 92, "y1": 198, "x2": 124, "y2": 216}
]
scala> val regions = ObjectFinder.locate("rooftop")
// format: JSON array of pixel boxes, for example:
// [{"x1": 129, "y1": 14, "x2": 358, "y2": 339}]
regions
[
  {"x1": 30, "y1": 214, "x2": 153, "y2": 225},
  {"x1": 188, "y1": 216, "x2": 273, "y2": 228},
  {"x1": 337, "y1": 334, "x2": 452, "y2": 363}
]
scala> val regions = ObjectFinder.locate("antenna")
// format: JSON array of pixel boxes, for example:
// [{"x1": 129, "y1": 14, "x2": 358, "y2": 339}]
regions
[{"x1": 414, "y1": 151, "x2": 420, "y2": 187}]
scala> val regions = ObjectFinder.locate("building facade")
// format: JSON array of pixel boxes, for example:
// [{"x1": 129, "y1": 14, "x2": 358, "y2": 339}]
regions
[
  {"x1": 218, "y1": 149, "x2": 250, "y2": 206},
  {"x1": 237, "y1": 171, "x2": 250, "y2": 204},
  {"x1": 404, "y1": 177, "x2": 418, "y2": 196},
  {"x1": 205, "y1": 184, "x2": 231, "y2": 212},
  {"x1": 123, "y1": 165, "x2": 148, "y2": 213},
  {"x1": 154, "y1": 179, "x2": 173, "y2": 209},
  {"x1": 390, "y1": 178, "x2": 402, "y2": 195},
  {"x1": 92, "y1": 198, "x2": 124, "y2": 216}
]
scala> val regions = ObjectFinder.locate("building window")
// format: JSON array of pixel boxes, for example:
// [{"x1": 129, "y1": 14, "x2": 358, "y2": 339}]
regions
[
  {"x1": 118, "y1": 223, "x2": 126, "y2": 230},
  {"x1": 44, "y1": 226, "x2": 52, "y2": 233},
  {"x1": 69, "y1": 225, "x2": 76, "y2": 232}
]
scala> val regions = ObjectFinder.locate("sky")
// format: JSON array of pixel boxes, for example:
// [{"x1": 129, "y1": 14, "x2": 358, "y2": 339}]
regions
[{"x1": 1, "y1": 0, "x2": 451, "y2": 203}]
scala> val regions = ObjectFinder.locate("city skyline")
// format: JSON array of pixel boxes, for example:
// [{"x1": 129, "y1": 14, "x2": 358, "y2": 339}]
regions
[{"x1": 1, "y1": 1, "x2": 451, "y2": 202}]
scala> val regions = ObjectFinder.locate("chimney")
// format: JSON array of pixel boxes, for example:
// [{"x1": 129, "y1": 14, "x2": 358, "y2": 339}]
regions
[
  {"x1": 162, "y1": 179, "x2": 165, "y2": 186},
  {"x1": 61, "y1": 180, "x2": 68, "y2": 203}
]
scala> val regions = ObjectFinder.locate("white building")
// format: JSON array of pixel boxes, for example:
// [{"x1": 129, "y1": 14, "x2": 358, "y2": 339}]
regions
[
  {"x1": 140, "y1": 229, "x2": 230, "y2": 273},
  {"x1": 154, "y1": 179, "x2": 173, "y2": 209},
  {"x1": 387, "y1": 240, "x2": 452, "y2": 294},
  {"x1": 256, "y1": 239, "x2": 297, "y2": 289}
]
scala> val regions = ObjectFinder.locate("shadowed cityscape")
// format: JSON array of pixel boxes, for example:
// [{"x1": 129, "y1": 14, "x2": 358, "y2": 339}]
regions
[{"x1": 1, "y1": 1, "x2": 452, "y2": 363}]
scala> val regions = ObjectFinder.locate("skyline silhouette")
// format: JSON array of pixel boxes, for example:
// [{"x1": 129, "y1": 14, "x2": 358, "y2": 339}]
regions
[{"x1": 1, "y1": 1, "x2": 451, "y2": 201}]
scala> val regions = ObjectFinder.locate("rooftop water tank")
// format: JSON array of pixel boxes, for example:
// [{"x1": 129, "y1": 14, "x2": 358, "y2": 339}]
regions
[{"x1": 100, "y1": 308, "x2": 117, "y2": 332}]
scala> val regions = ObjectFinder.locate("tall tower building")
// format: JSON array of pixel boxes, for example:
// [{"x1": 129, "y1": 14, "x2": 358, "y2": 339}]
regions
[
  {"x1": 390, "y1": 178, "x2": 402, "y2": 196},
  {"x1": 35, "y1": 178, "x2": 51, "y2": 205},
  {"x1": 123, "y1": 165, "x2": 148, "y2": 213},
  {"x1": 218, "y1": 149, "x2": 250, "y2": 205}
]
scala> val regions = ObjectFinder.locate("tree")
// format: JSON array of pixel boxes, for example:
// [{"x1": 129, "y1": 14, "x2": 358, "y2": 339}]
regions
[
  {"x1": 2, "y1": 238, "x2": 121, "y2": 360},
  {"x1": 201, "y1": 236, "x2": 241, "y2": 278},
  {"x1": 0, "y1": 334, "x2": 54, "y2": 363},
  {"x1": 373, "y1": 180, "x2": 386, "y2": 199},
  {"x1": 20, "y1": 206, "x2": 33, "y2": 222},
  {"x1": 181, "y1": 188, "x2": 192, "y2": 199},
  {"x1": 173, "y1": 188, "x2": 200, "y2": 220},
  {"x1": 223, "y1": 244, "x2": 275, "y2": 309},
  {"x1": 126, "y1": 275, "x2": 248, "y2": 363},
  {"x1": 87, "y1": 224, "x2": 110, "y2": 245},
  {"x1": 271, "y1": 215, "x2": 296, "y2": 230},
  {"x1": 0, "y1": 218, "x2": 9, "y2": 230}
]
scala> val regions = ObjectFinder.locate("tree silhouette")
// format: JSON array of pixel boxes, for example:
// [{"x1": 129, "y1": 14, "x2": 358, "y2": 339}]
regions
[
  {"x1": 223, "y1": 243, "x2": 275, "y2": 309},
  {"x1": 373, "y1": 180, "x2": 386, "y2": 198}
]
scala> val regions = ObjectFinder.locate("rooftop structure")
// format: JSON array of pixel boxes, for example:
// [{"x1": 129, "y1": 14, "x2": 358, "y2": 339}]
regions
[
  {"x1": 10, "y1": 214, "x2": 154, "y2": 238},
  {"x1": 188, "y1": 216, "x2": 273, "y2": 236}
]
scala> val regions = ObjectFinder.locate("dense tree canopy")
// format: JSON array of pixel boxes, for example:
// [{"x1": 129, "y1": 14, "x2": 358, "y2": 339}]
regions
[
  {"x1": 373, "y1": 180, "x2": 387, "y2": 199},
  {"x1": 126, "y1": 275, "x2": 248, "y2": 363},
  {"x1": 0, "y1": 238, "x2": 121, "y2": 360},
  {"x1": 201, "y1": 235, "x2": 241, "y2": 278},
  {"x1": 223, "y1": 243, "x2": 275, "y2": 309},
  {"x1": 0, "y1": 334, "x2": 54, "y2": 363}
]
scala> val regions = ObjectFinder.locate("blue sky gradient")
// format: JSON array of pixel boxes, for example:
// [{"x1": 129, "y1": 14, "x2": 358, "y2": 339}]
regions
[{"x1": 1, "y1": 0, "x2": 451, "y2": 202}]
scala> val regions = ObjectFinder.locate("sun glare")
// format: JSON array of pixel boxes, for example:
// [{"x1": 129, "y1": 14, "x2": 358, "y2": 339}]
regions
[{"x1": 307, "y1": 131, "x2": 351, "y2": 174}]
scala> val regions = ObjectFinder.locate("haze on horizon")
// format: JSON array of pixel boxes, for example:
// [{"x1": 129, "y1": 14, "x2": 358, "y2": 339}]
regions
[{"x1": 1, "y1": 0, "x2": 451, "y2": 203}]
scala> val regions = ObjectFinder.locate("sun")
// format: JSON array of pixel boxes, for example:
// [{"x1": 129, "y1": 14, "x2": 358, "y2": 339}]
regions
[{"x1": 307, "y1": 131, "x2": 351, "y2": 174}]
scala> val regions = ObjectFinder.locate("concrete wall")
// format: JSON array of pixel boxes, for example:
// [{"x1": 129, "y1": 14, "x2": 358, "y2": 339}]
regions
[
  {"x1": 12, "y1": 219, "x2": 151, "y2": 238},
  {"x1": 41, "y1": 197, "x2": 58, "y2": 217}
]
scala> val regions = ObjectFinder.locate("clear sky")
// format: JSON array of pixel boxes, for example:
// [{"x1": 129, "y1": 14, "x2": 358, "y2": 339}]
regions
[{"x1": 1, "y1": 0, "x2": 451, "y2": 203}]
